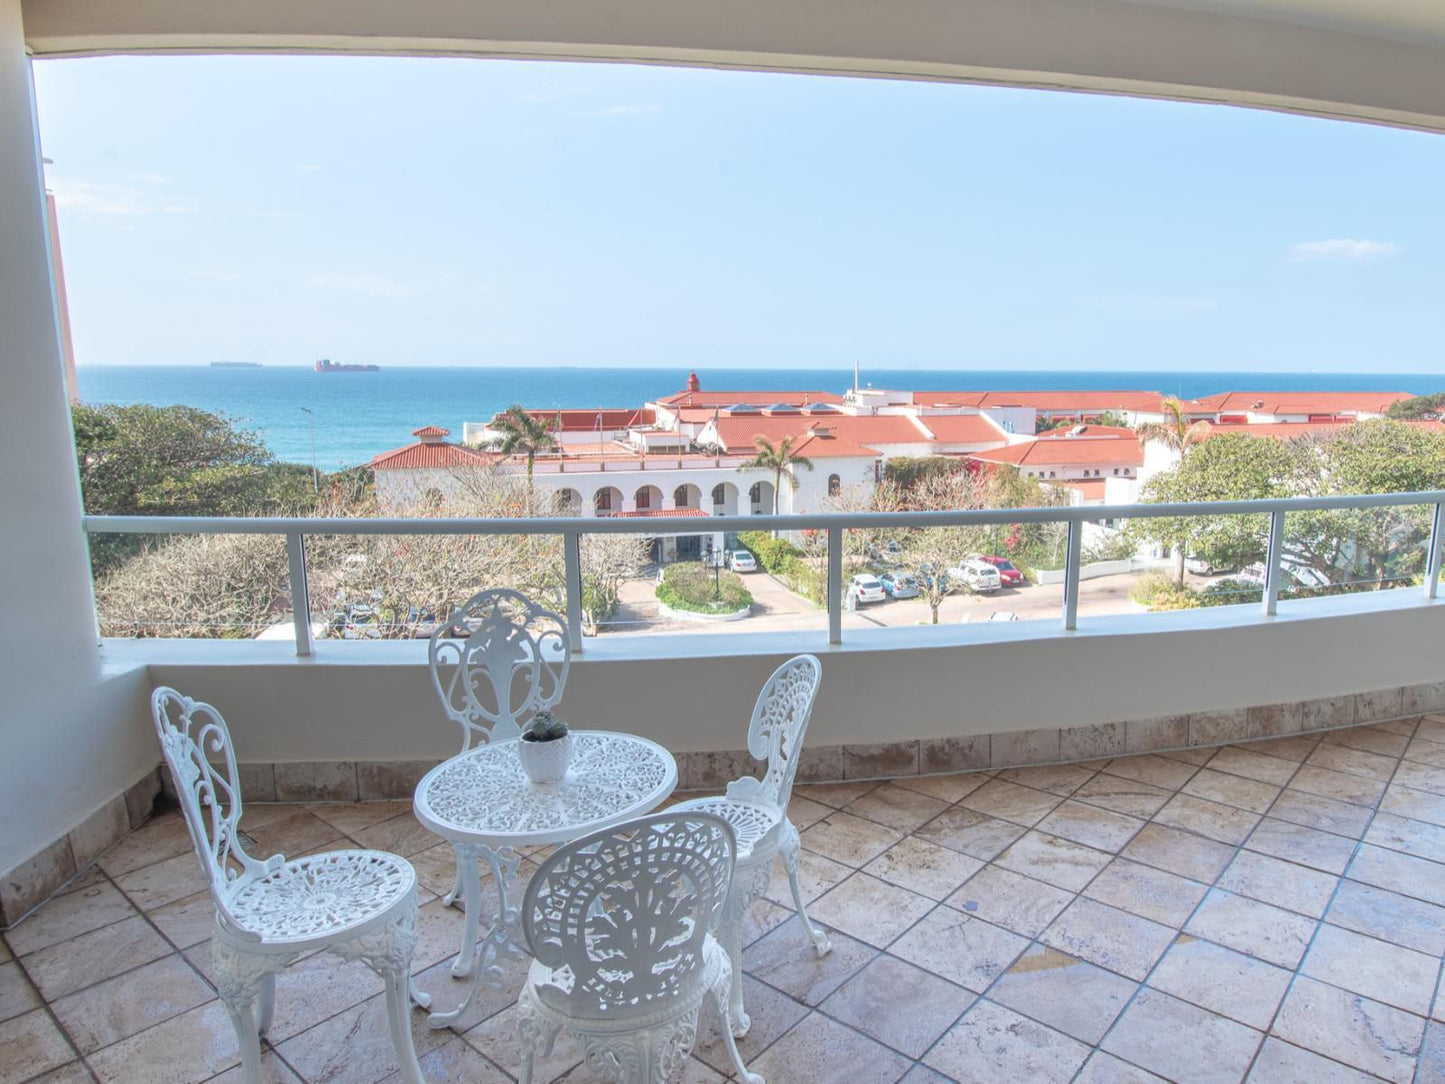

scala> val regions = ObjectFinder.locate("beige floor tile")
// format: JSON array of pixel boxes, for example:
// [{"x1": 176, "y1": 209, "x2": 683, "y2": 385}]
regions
[
  {"x1": 0, "y1": 964, "x2": 38, "y2": 1029},
  {"x1": 1405, "y1": 736, "x2": 1445, "y2": 768},
  {"x1": 1243, "y1": 818, "x2": 1358, "y2": 875},
  {"x1": 27, "y1": 1063, "x2": 98, "y2": 1084},
  {"x1": 1181, "y1": 769, "x2": 1281, "y2": 815},
  {"x1": 1152, "y1": 793, "x2": 1260, "y2": 846},
  {"x1": 890, "y1": 908, "x2": 1028, "y2": 992},
  {"x1": 1102, "y1": 988, "x2": 1261, "y2": 1084},
  {"x1": 348, "y1": 812, "x2": 442, "y2": 859},
  {"x1": 4, "y1": 881, "x2": 137, "y2": 959},
  {"x1": 390, "y1": 1036, "x2": 508, "y2": 1083},
  {"x1": 844, "y1": 784, "x2": 950, "y2": 832},
  {"x1": 995, "y1": 831, "x2": 1112, "y2": 892},
  {"x1": 899, "y1": 1066, "x2": 954, "y2": 1084},
  {"x1": 1147, "y1": 935, "x2": 1291, "y2": 1029},
  {"x1": 1306, "y1": 743, "x2": 1398, "y2": 782},
  {"x1": 1379, "y1": 783, "x2": 1445, "y2": 828},
  {"x1": 740, "y1": 916, "x2": 876, "y2": 1005},
  {"x1": 798, "y1": 812, "x2": 903, "y2": 867},
  {"x1": 97, "y1": 814, "x2": 194, "y2": 878},
  {"x1": 891, "y1": 772, "x2": 989, "y2": 804},
  {"x1": 1324, "y1": 725, "x2": 1411, "y2": 759},
  {"x1": 1081, "y1": 858, "x2": 1207, "y2": 927},
  {"x1": 785, "y1": 794, "x2": 834, "y2": 830},
  {"x1": 912, "y1": 808, "x2": 1026, "y2": 861},
  {"x1": 147, "y1": 892, "x2": 224, "y2": 955},
  {"x1": 1070, "y1": 774, "x2": 1173, "y2": 818},
  {"x1": 1268, "y1": 790, "x2": 1374, "y2": 838},
  {"x1": 1204, "y1": 747, "x2": 1299, "y2": 786},
  {"x1": 1271, "y1": 976, "x2": 1424, "y2": 1084},
  {"x1": 274, "y1": 987, "x2": 450, "y2": 1084},
  {"x1": 51, "y1": 953, "x2": 212, "y2": 1054},
  {"x1": 988, "y1": 945, "x2": 1135, "y2": 1043},
  {"x1": 764, "y1": 848, "x2": 850, "y2": 907},
  {"x1": 924, "y1": 999, "x2": 1090, "y2": 1084},
  {"x1": 22, "y1": 914, "x2": 172, "y2": 1001},
  {"x1": 243, "y1": 811, "x2": 346, "y2": 860},
  {"x1": 0, "y1": 1009, "x2": 74, "y2": 1084},
  {"x1": 463, "y1": 1003, "x2": 581, "y2": 1083},
  {"x1": 807, "y1": 873, "x2": 934, "y2": 948},
  {"x1": 1075, "y1": 1051, "x2": 1168, "y2": 1083},
  {"x1": 1101, "y1": 755, "x2": 1200, "y2": 791},
  {"x1": 740, "y1": 898, "x2": 793, "y2": 948},
  {"x1": 1239, "y1": 735, "x2": 1320, "y2": 763},
  {"x1": 1039, "y1": 898, "x2": 1174, "y2": 981},
  {"x1": 750, "y1": 1011, "x2": 911, "y2": 1084},
  {"x1": 236, "y1": 803, "x2": 311, "y2": 831},
  {"x1": 1288, "y1": 766, "x2": 1387, "y2": 808},
  {"x1": 1162, "y1": 747, "x2": 1217, "y2": 766},
  {"x1": 406, "y1": 843, "x2": 458, "y2": 900},
  {"x1": 1347, "y1": 842, "x2": 1445, "y2": 906},
  {"x1": 265, "y1": 954, "x2": 386, "y2": 1043},
  {"x1": 1217, "y1": 851, "x2": 1339, "y2": 918},
  {"x1": 993, "y1": 764, "x2": 1095, "y2": 797},
  {"x1": 794, "y1": 781, "x2": 881, "y2": 808},
  {"x1": 308, "y1": 801, "x2": 411, "y2": 837},
  {"x1": 1422, "y1": 1022, "x2": 1445, "y2": 1079},
  {"x1": 945, "y1": 865, "x2": 1074, "y2": 937},
  {"x1": 1364, "y1": 810, "x2": 1445, "y2": 864},
  {"x1": 1326, "y1": 879, "x2": 1445, "y2": 955},
  {"x1": 820, "y1": 955, "x2": 974, "y2": 1058},
  {"x1": 1121, "y1": 823, "x2": 1234, "y2": 882},
  {"x1": 113, "y1": 851, "x2": 210, "y2": 912},
  {"x1": 88, "y1": 1000, "x2": 242, "y2": 1084},
  {"x1": 1035, "y1": 801, "x2": 1144, "y2": 853},
  {"x1": 1246, "y1": 1037, "x2": 1380, "y2": 1084},
  {"x1": 693, "y1": 976, "x2": 808, "y2": 1074},
  {"x1": 1300, "y1": 923, "x2": 1440, "y2": 1015},
  {"x1": 1389, "y1": 760, "x2": 1445, "y2": 798},
  {"x1": 958, "y1": 779, "x2": 1063, "y2": 827},
  {"x1": 862, "y1": 837, "x2": 983, "y2": 901},
  {"x1": 1184, "y1": 889, "x2": 1316, "y2": 969}
]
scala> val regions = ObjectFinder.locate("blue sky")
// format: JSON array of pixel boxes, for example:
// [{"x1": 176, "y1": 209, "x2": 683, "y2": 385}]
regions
[{"x1": 31, "y1": 55, "x2": 1445, "y2": 372}]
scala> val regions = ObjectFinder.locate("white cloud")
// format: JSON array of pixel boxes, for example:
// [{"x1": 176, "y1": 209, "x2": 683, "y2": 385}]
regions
[
  {"x1": 302, "y1": 272, "x2": 419, "y2": 299},
  {"x1": 1286, "y1": 239, "x2": 1402, "y2": 262},
  {"x1": 50, "y1": 180, "x2": 194, "y2": 217}
]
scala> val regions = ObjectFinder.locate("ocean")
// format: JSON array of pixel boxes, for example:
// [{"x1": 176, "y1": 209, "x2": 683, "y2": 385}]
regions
[{"x1": 75, "y1": 365, "x2": 1445, "y2": 470}]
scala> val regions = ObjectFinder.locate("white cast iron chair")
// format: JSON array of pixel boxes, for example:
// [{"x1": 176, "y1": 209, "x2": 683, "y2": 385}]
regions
[
  {"x1": 425, "y1": 588, "x2": 571, "y2": 970},
  {"x1": 151, "y1": 688, "x2": 427, "y2": 1084},
  {"x1": 670, "y1": 654, "x2": 830, "y2": 1036},
  {"x1": 515, "y1": 812, "x2": 763, "y2": 1084}
]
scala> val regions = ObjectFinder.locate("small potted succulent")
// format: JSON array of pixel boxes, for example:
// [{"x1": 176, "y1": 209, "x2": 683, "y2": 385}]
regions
[{"x1": 517, "y1": 711, "x2": 572, "y2": 784}]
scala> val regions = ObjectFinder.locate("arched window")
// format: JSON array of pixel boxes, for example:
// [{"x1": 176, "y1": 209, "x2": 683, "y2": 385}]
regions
[
  {"x1": 712, "y1": 484, "x2": 726, "y2": 505},
  {"x1": 674, "y1": 485, "x2": 689, "y2": 507},
  {"x1": 828, "y1": 474, "x2": 841, "y2": 496},
  {"x1": 637, "y1": 488, "x2": 652, "y2": 509},
  {"x1": 596, "y1": 489, "x2": 613, "y2": 511},
  {"x1": 750, "y1": 483, "x2": 762, "y2": 503}
]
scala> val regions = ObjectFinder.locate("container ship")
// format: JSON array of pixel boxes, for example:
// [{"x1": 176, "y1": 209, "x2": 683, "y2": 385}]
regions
[{"x1": 314, "y1": 358, "x2": 380, "y2": 373}]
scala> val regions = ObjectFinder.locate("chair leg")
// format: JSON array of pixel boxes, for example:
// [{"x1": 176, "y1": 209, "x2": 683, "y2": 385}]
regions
[
  {"x1": 256, "y1": 972, "x2": 276, "y2": 1037},
  {"x1": 383, "y1": 968, "x2": 425, "y2": 1084},
  {"x1": 712, "y1": 977, "x2": 764, "y2": 1084},
  {"x1": 782, "y1": 828, "x2": 831, "y2": 957},
  {"x1": 717, "y1": 911, "x2": 749, "y2": 1038},
  {"x1": 454, "y1": 846, "x2": 481, "y2": 978},
  {"x1": 214, "y1": 943, "x2": 269, "y2": 1084}
]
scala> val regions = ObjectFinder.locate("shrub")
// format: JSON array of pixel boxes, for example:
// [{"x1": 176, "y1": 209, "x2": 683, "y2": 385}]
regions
[
  {"x1": 656, "y1": 562, "x2": 752, "y2": 614},
  {"x1": 1199, "y1": 578, "x2": 1264, "y2": 607},
  {"x1": 1129, "y1": 571, "x2": 1200, "y2": 611},
  {"x1": 1128, "y1": 571, "x2": 1175, "y2": 606},
  {"x1": 735, "y1": 531, "x2": 802, "y2": 574}
]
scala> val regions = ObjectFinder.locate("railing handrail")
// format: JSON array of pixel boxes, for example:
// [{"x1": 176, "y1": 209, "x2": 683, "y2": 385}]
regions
[
  {"x1": 80, "y1": 489, "x2": 1445, "y2": 537},
  {"x1": 82, "y1": 487, "x2": 1445, "y2": 657}
]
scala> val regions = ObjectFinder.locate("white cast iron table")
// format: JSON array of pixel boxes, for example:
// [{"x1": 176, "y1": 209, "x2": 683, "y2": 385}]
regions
[{"x1": 412, "y1": 730, "x2": 677, "y2": 1028}]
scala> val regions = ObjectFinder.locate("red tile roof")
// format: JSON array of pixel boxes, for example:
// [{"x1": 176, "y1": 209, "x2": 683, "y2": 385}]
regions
[
  {"x1": 1193, "y1": 391, "x2": 1412, "y2": 415},
  {"x1": 1037, "y1": 424, "x2": 1136, "y2": 439},
  {"x1": 1049, "y1": 478, "x2": 1110, "y2": 499},
  {"x1": 917, "y1": 390, "x2": 1177, "y2": 412},
  {"x1": 969, "y1": 436, "x2": 1143, "y2": 468},
  {"x1": 510, "y1": 408, "x2": 656, "y2": 431},
  {"x1": 411, "y1": 425, "x2": 450, "y2": 437},
  {"x1": 709, "y1": 415, "x2": 922, "y2": 454},
  {"x1": 655, "y1": 390, "x2": 845, "y2": 408},
  {"x1": 369, "y1": 441, "x2": 492, "y2": 470},
  {"x1": 608, "y1": 507, "x2": 711, "y2": 518},
  {"x1": 916, "y1": 414, "x2": 1008, "y2": 443}
]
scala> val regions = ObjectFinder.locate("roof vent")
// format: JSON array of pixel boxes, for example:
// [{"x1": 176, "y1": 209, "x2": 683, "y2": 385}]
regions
[
  {"x1": 806, "y1": 403, "x2": 840, "y2": 414},
  {"x1": 807, "y1": 425, "x2": 833, "y2": 438},
  {"x1": 727, "y1": 403, "x2": 761, "y2": 414}
]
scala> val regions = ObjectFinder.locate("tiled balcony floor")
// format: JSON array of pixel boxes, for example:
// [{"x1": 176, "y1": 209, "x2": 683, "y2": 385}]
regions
[{"x1": 7, "y1": 718, "x2": 1445, "y2": 1083}]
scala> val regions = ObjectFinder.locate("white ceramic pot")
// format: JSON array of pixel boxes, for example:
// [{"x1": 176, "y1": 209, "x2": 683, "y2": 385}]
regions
[{"x1": 518, "y1": 732, "x2": 573, "y2": 784}]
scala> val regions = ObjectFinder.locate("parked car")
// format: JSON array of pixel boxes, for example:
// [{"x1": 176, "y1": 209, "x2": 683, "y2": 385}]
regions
[
  {"x1": 879, "y1": 572, "x2": 919, "y2": 599},
  {"x1": 1236, "y1": 561, "x2": 1331, "y2": 590},
  {"x1": 972, "y1": 555, "x2": 1025, "y2": 588},
  {"x1": 1184, "y1": 555, "x2": 1235, "y2": 576},
  {"x1": 948, "y1": 559, "x2": 1002, "y2": 593},
  {"x1": 850, "y1": 574, "x2": 887, "y2": 604},
  {"x1": 867, "y1": 539, "x2": 903, "y2": 562},
  {"x1": 727, "y1": 550, "x2": 758, "y2": 573}
]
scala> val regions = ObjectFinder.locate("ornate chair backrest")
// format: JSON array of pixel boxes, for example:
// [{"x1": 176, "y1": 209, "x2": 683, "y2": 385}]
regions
[
  {"x1": 150, "y1": 687, "x2": 267, "y2": 932},
  {"x1": 428, "y1": 588, "x2": 570, "y2": 750},
  {"x1": 522, "y1": 813, "x2": 735, "y2": 1021},
  {"x1": 724, "y1": 654, "x2": 822, "y2": 813}
]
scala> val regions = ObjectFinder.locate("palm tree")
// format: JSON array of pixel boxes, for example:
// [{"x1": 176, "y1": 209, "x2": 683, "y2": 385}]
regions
[
  {"x1": 482, "y1": 405, "x2": 558, "y2": 507},
  {"x1": 738, "y1": 436, "x2": 814, "y2": 520},
  {"x1": 1137, "y1": 398, "x2": 1212, "y2": 582}
]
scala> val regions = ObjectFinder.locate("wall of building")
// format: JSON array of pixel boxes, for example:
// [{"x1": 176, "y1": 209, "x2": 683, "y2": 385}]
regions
[{"x1": 0, "y1": 0, "x2": 156, "y2": 883}]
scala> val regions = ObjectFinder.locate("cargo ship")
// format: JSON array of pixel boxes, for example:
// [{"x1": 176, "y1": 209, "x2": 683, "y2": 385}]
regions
[{"x1": 314, "y1": 358, "x2": 380, "y2": 373}]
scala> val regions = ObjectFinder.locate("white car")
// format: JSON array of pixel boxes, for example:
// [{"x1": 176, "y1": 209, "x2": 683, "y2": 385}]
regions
[
  {"x1": 850, "y1": 574, "x2": 887, "y2": 604},
  {"x1": 727, "y1": 550, "x2": 758, "y2": 573},
  {"x1": 948, "y1": 560, "x2": 1002, "y2": 593}
]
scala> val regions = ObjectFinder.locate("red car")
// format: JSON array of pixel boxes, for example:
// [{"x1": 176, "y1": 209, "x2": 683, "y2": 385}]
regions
[{"x1": 974, "y1": 555, "x2": 1025, "y2": 588}]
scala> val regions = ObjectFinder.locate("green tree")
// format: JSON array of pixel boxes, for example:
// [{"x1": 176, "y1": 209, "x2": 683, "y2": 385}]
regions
[
  {"x1": 1386, "y1": 393, "x2": 1445, "y2": 420},
  {"x1": 1136, "y1": 398, "x2": 1212, "y2": 459},
  {"x1": 479, "y1": 405, "x2": 558, "y2": 503},
  {"x1": 884, "y1": 455, "x2": 960, "y2": 491},
  {"x1": 1131, "y1": 434, "x2": 1302, "y2": 582},
  {"x1": 737, "y1": 436, "x2": 814, "y2": 517}
]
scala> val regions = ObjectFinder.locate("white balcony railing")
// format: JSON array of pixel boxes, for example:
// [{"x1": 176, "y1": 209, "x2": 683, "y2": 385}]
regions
[{"x1": 84, "y1": 490, "x2": 1445, "y2": 656}]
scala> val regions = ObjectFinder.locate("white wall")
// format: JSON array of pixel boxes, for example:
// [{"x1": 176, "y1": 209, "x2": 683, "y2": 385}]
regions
[{"x1": 0, "y1": 0, "x2": 155, "y2": 877}]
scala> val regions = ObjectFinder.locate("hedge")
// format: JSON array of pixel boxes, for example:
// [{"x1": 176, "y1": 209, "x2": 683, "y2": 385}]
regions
[{"x1": 656, "y1": 562, "x2": 753, "y2": 614}]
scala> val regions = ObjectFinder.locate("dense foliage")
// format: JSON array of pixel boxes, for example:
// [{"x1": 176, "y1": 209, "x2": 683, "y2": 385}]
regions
[
  {"x1": 655, "y1": 562, "x2": 753, "y2": 614},
  {"x1": 1386, "y1": 393, "x2": 1445, "y2": 420}
]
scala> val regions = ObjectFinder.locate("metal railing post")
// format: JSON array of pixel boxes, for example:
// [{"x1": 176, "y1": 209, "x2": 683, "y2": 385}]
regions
[
  {"x1": 564, "y1": 532, "x2": 584, "y2": 653},
  {"x1": 1062, "y1": 520, "x2": 1083, "y2": 631},
  {"x1": 1426, "y1": 503, "x2": 1445, "y2": 601},
  {"x1": 285, "y1": 532, "x2": 313, "y2": 657},
  {"x1": 827, "y1": 526, "x2": 843, "y2": 645},
  {"x1": 1262, "y1": 509, "x2": 1287, "y2": 616}
]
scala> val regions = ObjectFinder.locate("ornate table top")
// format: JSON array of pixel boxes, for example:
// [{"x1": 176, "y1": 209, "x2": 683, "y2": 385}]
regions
[{"x1": 413, "y1": 731, "x2": 678, "y2": 846}]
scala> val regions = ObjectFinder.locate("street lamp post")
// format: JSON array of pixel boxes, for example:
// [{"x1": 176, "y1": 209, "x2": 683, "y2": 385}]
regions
[{"x1": 300, "y1": 406, "x2": 318, "y2": 492}]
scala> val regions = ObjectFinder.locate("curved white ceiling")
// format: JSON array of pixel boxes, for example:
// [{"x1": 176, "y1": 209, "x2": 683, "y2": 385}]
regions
[{"x1": 20, "y1": 0, "x2": 1445, "y2": 132}]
